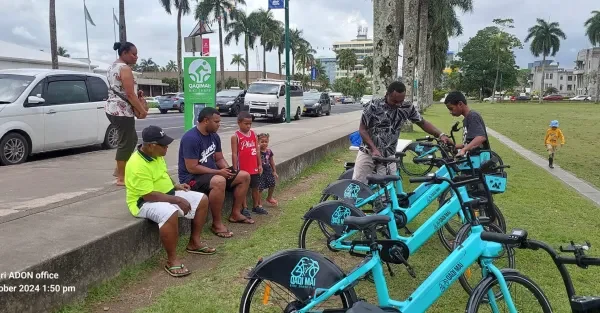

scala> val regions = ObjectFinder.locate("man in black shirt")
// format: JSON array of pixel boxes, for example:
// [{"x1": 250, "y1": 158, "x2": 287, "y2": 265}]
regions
[
  {"x1": 444, "y1": 91, "x2": 490, "y2": 157},
  {"x1": 352, "y1": 81, "x2": 452, "y2": 184}
]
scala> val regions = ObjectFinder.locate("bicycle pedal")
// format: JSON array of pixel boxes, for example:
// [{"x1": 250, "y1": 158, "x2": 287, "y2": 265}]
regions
[{"x1": 405, "y1": 264, "x2": 416, "y2": 278}]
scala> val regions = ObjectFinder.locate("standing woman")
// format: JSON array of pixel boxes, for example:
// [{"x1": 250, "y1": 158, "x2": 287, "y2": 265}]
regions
[{"x1": 105, "y1": 41, "x2": 148, "y2": 186}]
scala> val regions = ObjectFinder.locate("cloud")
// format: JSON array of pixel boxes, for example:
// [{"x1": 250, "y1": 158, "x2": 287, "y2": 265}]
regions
[
  {"x1": 0, "y1": 0, "x2": 596, "y2": 73},
  {"x1": 11, "y1": 26, "x2": 36, "y2": 41}
]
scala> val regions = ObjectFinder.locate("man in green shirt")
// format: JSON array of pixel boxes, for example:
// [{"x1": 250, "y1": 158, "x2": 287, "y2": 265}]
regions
[{"x1": 125, "y1": 125, "x2": 215, "y2": 278}]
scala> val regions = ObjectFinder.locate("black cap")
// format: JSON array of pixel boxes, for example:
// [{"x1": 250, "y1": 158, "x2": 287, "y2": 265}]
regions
[{"x1": 142, "y1": 125, "x2": 174, "y2": 146}]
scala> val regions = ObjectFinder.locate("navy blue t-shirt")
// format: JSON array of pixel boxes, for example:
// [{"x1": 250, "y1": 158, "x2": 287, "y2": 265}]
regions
[{"x1": 178, "y1": 127, "x2": 222, "y2": 183}]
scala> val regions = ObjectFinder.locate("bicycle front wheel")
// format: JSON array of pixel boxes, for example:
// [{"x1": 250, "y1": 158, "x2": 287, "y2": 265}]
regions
[
  {"x1": 239, "y1": 277, "x2": 356, "y2": 313},
  {"x1": 399, "y1": 143, "x2": 436, "y2": 176},
  {"x1": 465, "y1": 271, "x2": 552, "y2": 313}
]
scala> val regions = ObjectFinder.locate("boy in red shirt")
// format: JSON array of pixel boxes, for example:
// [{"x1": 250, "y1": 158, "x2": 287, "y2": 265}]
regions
[{"x1": 231, "y1": 112, "x2": 265, "y2": 216}]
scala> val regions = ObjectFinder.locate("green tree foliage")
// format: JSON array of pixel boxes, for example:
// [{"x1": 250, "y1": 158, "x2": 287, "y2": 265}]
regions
[{"x1": 456, "y1": 25, "x2": 521, "y2": 97}]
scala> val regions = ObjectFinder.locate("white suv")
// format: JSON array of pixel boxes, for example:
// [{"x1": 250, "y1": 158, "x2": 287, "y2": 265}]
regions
[{"x1": 0, "y1": 69, "x2": 117, "y2": 165}]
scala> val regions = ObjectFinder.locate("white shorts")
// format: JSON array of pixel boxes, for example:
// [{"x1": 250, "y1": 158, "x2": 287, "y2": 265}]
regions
[{"x1": 136, "y1": 190, "x2": 205, "y2": 228}]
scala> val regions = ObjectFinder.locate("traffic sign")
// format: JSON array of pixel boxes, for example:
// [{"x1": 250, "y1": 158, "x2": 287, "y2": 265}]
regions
[{"x1": 268, "y1": 0, "x2": 284, "y2": 9}]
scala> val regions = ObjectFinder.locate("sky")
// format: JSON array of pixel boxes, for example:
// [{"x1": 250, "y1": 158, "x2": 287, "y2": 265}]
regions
[{"x1": 1, "y1": 0, "x2": 598, "y2": 73}]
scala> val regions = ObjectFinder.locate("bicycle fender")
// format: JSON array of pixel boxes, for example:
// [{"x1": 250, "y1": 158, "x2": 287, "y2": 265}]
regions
[
  {"x1": 246, "y1": 248, "x2": 352, "y2": 301},
  {"x1": 303, "y1": 200, "x2": 366, "y2": 236},
  {"x1": 339, "y1": 168, "x2": 354, "y2": 180},
  {"x1": 321, "y1": 179, "x2": 374, "y2": 205}
]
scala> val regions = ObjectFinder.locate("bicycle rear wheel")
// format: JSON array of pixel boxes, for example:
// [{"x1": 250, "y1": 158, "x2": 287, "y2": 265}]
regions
[
  {"x1": 399, "y1": 143, "x2": 436, "y2": 176},
  {"x1": 465, "y1": 271, "x2": 552, "y2": 313},
  {"x1": 239, "y1": 277, "x2": 356, "y2": 313}
]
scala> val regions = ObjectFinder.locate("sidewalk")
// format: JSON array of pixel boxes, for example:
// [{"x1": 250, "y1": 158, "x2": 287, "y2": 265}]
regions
[
  {"x1": 487, "y1": 128, "x2": 600, "y2": 206},
  {"x1": 0, "y1": 111, "x2": 361, "y2": 313}
]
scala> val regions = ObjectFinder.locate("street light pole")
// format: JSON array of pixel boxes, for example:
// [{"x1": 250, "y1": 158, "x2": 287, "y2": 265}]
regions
[{"x1": 284, "y1": 0, "x2": 291, "y2": 123}]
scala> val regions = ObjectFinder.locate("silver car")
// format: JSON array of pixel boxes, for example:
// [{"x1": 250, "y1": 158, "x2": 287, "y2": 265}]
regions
[{"x1": 157, "y1": 92, "x2": 185, "y2": 114}]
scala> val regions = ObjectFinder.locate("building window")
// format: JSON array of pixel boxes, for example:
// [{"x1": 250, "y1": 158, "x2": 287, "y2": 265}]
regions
[
  {"x1": 560, "y1": 75, "x2": 564, "y2": 80},
  {"x1": 567, "y1": 85, "x2": 572, "y2": 91},
  {"x1": 559, "y1": 85, "x2": 563, "y2": 91},
  {"x1": 568, "y1": 75, "x2": 573, "y2": 81},
  {"x1": 550, "y1": 73, "x2": 553, "y2": 79}
]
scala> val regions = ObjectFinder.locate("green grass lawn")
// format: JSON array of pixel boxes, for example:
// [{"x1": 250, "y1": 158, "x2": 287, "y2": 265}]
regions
[
  {"x1": 468, "y1": 101, "x2": 600, "y2": 189},
  {"x1": 59, "y1": 106, "x2": 600, "y2": 313}
]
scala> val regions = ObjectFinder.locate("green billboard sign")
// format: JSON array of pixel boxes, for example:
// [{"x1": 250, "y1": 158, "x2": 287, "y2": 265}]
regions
[{"x1": 183, "y1": 56, "x2": 217, "y2": 130}]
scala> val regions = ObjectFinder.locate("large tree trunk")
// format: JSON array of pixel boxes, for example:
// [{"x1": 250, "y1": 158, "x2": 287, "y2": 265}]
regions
[
  {"x1": 237, "y1": 64, "x2": 240, "y2": 87},
  {"x1": 539, "y1": 54, "x2": 546, "y2": 104},
  {"x1": 49, "y1": 0, "x2": 58, "y2": 69},
  {"x1": 372, "y1": 0, "x2": 401, "y2": 97},
  {"x1": 401, "y1": 0, "x2": 418, "y2": 132},
  {"x1": 244, "y1": 38, "x2": 250, "y2": 88},
  {"x1": 217, "y1": 18, "x2": 225, "y2": 90},
  {"x1": 596, "y1": 63, "x2": 600, "y2": 103},
  {"x1": 416, "y1": 0, "x2": 428, "y2": 113},
  {"x1": 278, "y1": 52, "x2": 282, "y2": 76},
  {"x1": 176, "y1": 8, "x2": 183, "y2": 92},
  {"x1": 492, "y1": 52, "x2": 500, "y2": 103},
  {"x1": 119, "y1": 0, "x2": 126, "y2": 43},
  {"x1": 424, "y1": 33, "x2": 433, "y2": 109},
  {"x1": 263, "y1": 47, "x2": 267, "y2": 78},
  {"x1": 291, "y1": 50, "x2": 295, "y2": 76}
]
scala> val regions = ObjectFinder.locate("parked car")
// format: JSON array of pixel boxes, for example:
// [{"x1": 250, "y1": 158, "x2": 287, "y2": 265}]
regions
[
  {"x1": 543, "y1": 94, "x2": 563, "y2": 101},
  {"x1": 516, "y1": 95, "x2": 531, "y2": 101},
  {"x1": 302, "y1": 91, "x2": 332, "y2": 116},
  {"x1": 569, "y1": 95, "x2": 591, "y2": 101},
  {"x1": 144, "y1": 96, "x2": 159, "y2": 107},
  {"x1": 341, "y1": 96, "x2": 354, "y2": 104},
  {"x1": 216, "y1": 87, "x2": 246, "y2": 116},
  {"x1": 483, "y1": 96, "x2": 502, "y2": 102},
  {"x1": 157, "y1": 92, "x2": 184, "y2": 113},
  {"x1": 0, "y1": 69, "x2": 117, "y2": 165},
  {"x1": 360, "y1": 95, "x2": 373, "y2": 105}
]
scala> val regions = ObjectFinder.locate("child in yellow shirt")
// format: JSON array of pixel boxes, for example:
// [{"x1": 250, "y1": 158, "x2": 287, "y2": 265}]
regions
[{"x1": 544, "y1": 120, "x2": 565, "y2": 169}]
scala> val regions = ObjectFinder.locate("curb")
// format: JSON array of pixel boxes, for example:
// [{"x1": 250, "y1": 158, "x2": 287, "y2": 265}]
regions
[{"x1": 0, "y1": 133, "x2": 351, "y2": 313}]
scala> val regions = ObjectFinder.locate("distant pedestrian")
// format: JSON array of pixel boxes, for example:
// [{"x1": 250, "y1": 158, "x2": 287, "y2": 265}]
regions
[
  {"x1": 231, "y1": 112, "x2": 266, "y2": 216},
  {"x1": 105, "y1": 41, "x2": 149, "y2": 186},
  {"x1": 545, "y1": 120, "x2": 565, "y2": 169},
  {"x1": 258, "y1": 133, "x2": 278, "y2": 206}
]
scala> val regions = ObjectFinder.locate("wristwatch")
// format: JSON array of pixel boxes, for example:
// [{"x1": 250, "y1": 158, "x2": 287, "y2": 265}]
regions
[{"x1": 438, "y1": 133, "x2": 447, "y2": 139}]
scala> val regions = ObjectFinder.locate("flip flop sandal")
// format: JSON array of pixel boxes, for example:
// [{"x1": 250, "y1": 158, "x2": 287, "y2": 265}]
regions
[
  {"x1": 164, "y1": 264, "x2": 191, "y2": 277},
  {"x1": 229, "y1": 217, "x2": 255, "y2": 224},
  {"x1": 186, "y1": 244, "x2": 216, "y2": 255},
  {"x1": 211, "y1": 228, "x2": 233, "y2": 238}
]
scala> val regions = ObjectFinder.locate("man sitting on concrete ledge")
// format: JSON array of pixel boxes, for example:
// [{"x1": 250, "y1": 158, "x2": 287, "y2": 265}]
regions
[
  {"x1": 125, "y1": 125, "x2": 215, "y2": 278},
  {"x1": 178, "y1": 107, "x2": 253, "y2": 239}
]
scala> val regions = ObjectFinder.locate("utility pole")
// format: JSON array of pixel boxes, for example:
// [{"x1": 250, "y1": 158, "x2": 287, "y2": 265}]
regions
[{"x1": 284, "y1": 0, "x2": 291, "y2": 123}]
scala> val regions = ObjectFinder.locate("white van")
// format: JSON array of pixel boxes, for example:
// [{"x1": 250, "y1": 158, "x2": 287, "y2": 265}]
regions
[
  {"x1": 0, "y1": 69, "x2": 116, "y2": 165},
  {"x1": 245, "y1": 79, "x2": 304, "y2": 122}
]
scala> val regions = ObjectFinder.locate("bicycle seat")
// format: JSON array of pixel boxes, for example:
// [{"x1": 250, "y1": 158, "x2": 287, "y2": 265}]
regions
[
  {"x1": 366, "y1": 174, "x2": 402, "y2": 185},
  {"x1": 372, "y1": 156, "x2": 400, "y2": 164},
  {"x1": 343, "y1": 215, "x2": 391, "y2": 231}
]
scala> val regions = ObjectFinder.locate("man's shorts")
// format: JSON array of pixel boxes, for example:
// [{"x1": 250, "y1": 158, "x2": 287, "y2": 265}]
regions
[
  {"x1": 136, "y1": 190, "x2": 204, "y2": 228},
  {"x1": 546, "y1": 144, "x2": 558, "y2": 154},
  {"x1": 351, "y1": 150, "x2": 397, "y2": 185},
  {"x1": 249, "y1": 174, "x2": 260, "y2": 189},
  {"x1": 187, "y1": 167, "x2": 239, "y2": 194}
]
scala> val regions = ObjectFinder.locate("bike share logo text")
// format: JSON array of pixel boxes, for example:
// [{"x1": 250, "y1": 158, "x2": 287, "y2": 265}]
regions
[
  {"x1": 343, "y1": 183, "x2": 363, "y2": 203},
  {"x1": 188, "y1": 59, "x2": 212, "y2": 89},
  {"x1": 438, "y1": 262, "x2": 464, "y2": 292},
  {"x1": 433, "y1": 210, "x2": 452, "y2": 231},
  {"x1": 331, "y1": 206, "x2": 351, "y2": 225},
  {"x1": 290, "y1": 257, "x2": 320, "y2": 289}
]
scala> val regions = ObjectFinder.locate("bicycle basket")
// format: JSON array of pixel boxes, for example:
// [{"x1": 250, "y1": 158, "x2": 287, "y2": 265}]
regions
[{"x1": 485, "y1": 171, "x2": 507, "y2": 194}]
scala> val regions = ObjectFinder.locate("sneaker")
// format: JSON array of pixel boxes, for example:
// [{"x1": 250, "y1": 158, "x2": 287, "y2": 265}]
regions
[
  {"x1": 241, "y1": 208, "x2": 252, "y2": 218},
  {"x1": 252, "y1": 206, "x2": 269, "y2": 215}
]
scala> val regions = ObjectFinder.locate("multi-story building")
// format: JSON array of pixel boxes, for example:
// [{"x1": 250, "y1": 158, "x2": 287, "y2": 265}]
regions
[
  {"x1": 331, "y1": 26, "x2": 373, "y2": 81},
  {"x1": 316, "y1": 57, "x2": 337, "y2": 84},
  {"x1": 574, "y1": 47, "x2": 600, "y2": 98},
  {"x1": 529, "y1": 61, "x2": 577, "y2": 96}
]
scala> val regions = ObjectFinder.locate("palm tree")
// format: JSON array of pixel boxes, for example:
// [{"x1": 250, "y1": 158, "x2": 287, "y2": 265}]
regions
[
  {"x1": 336, "y1": 49, "x2": 357, "y2": 76},
  {"x1": 49, "y1": 0, "x2": 58, "y2": 69},
  {"x1": 290, "y1": 29, "x2": 309, "y2": 76},
  {"x1": 524, "y1": 18, "x2": 567, "y2": 103},
  {"x1": 230, "y1": 53, "x2": 246, "y2": 87},
  {"x1": 57, "y1": 46, "x2": 69, "y2": 58},
  {"x1": 224, "y1": 9, "x2": 256, "y2": 88},
  {"x1": 119, "y1": 0, "x2": 126, "y2": 43},
  {"x1": 362, "y1": 56, "x2": 373, "y2": 76},
  {"x1": 250, "y1": 9, "x2": 281, "y2": 79},
  {"x1": 139, "y1": 58, "x2": 159, "y2": 72},
  {"x1": 584, "y1": 10, "x2": 600, "y2": 103},
  {"x1": 295, "y1": 43, "x2": 316, "y2": 76},
  {"x1": 402, "y1": 0, "x2": 419, "y2": 103},
  {"x1": 196, "y1": 0, "x2": 246, "y2": 90},
  {"x1": 165, "y1": 60, "x2": 177, "y2": 71},
  {"x1": 275, "y1": 26, "x2": 285, "y2": 76},
  {"x1": 159, "y1": 0, "x2": 191, "y2": 92}
]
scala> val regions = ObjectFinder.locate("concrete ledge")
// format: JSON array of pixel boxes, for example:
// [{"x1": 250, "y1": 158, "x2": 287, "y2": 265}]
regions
[{"x1": 0, "y1": 132, "x2": 351, "y2": 313}]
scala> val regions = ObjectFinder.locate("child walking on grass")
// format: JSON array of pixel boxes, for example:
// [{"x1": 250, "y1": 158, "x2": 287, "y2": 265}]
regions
[
  {"x1": 545, "y1": 120, "x2": 565, "y2": 169},
  {"x1": 231, "y1": 112, "x2": 266, "y2": 217},
  {"x1": 258, "y1": 133, "x2": 279, "y2": 206}
]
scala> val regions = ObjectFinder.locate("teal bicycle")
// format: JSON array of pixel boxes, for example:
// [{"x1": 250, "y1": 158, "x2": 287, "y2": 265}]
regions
[{"x1": 239, "y1": 169, "x2": 551, "y2": 312}]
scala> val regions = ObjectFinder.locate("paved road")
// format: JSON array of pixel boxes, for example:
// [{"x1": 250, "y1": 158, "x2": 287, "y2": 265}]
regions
[{"x1": 25, "y1": 103, "x2": 363, "y2": 162}]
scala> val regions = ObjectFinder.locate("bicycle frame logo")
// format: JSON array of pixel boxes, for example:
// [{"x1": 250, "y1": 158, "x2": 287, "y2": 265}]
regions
[
  {"x1": 343, "y1": 183, "x2": 363, "y2": 203},
  {"x1": 438, "y1": 262, "x2": 464, "y2": 292},
  {"x1": 331, "y1": 206, "x2": 351, "y2": 226},
  {"x1": 290, "y1": 257, "x2": 320, "y2": 289}
]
